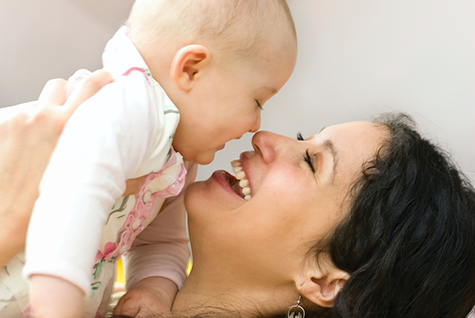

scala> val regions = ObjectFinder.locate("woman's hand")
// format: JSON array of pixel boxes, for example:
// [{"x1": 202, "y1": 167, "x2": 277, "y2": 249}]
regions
[
  {"x1": 114, "y1": 277, "x2": 178, "y2": 317},
  {"x1": 0, "y1": 70, "x2": 113, "y2": 267}
]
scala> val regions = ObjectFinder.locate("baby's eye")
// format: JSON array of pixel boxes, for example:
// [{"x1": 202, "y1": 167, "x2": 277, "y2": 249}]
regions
[{"x1": 256, "y1": 100, "x2": 263, "y2": 109}]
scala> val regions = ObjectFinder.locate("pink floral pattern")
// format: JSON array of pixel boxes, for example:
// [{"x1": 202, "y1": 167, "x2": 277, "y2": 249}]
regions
[
  {"x1": 95, "y1": 242, "x2": 117, "y2": 262},
  {"x1": 95, "y1": 147, "x2": 187, "y2": 266},
  {"x1": 22, "y1": 306, "x2": 33, "y2": 318}
]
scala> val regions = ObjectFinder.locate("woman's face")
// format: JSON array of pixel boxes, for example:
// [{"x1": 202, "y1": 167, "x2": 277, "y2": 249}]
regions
[{"x1": 185, "y1": 121, "x2": 387, "y2": 285}]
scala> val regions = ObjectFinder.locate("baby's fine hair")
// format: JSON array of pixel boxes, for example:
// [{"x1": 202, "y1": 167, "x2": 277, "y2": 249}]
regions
[{"x1": 127, "y1": 0, "x2": 296, "y2": 66}]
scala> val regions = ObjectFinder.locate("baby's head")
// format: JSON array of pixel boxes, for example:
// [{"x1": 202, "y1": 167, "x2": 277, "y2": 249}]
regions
[{"x1": 128, "y1": 0, "x2": 297, "y2": 164}]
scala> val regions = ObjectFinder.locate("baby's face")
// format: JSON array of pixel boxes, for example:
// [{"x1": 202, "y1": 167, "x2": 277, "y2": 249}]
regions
[{"x1": 172, "y1": 48, "x2": 297, "y2": 165}]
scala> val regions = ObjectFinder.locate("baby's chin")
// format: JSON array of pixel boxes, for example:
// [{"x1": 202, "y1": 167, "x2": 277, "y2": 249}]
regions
[
  {"x1": 193, "y1": 151, "x2": 217, "y2": 165},
  {"x1": 175, "y1": 145, "x2": 222, "y2": 164}
]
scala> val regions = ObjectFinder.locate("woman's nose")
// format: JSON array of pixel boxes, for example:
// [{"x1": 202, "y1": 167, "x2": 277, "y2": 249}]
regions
[{"x1": 251, "y1": 131, "x2": 282, "y2": 164}]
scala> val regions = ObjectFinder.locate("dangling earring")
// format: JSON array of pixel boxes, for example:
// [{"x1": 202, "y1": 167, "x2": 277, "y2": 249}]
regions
[{"x1": 287, "y1": 295, "x2": 305, "y2": 318}]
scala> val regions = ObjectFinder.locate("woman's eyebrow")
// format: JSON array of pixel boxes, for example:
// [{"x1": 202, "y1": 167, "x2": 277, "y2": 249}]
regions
[{"x1": 323, "y1": 139, "x2": 338, "y2": 180}]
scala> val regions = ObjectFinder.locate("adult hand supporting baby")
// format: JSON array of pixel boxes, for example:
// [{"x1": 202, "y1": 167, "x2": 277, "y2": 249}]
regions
[
  {"x1": 114, "y1": 276, "x2": 178, "y2": 318},
  {"x1": 0, "y1": 69, "x2": 114, "y2": 268}
]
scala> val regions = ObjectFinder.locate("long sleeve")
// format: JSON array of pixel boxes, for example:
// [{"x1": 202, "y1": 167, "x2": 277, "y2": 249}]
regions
[
  {"x1": 24, "y1": 71, "x2": 159, "y2": 295},
  {"x1": 124, "y1": 162, "x2": 197, "y2": 290}
]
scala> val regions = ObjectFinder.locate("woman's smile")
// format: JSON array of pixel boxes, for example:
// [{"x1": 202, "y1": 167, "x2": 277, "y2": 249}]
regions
[
  {"x1": 211, "y1": 154, "x2": 254, "y2": 201},
  {"x1": 230, "y1": 159, "x2": 252, "y2": 200}
]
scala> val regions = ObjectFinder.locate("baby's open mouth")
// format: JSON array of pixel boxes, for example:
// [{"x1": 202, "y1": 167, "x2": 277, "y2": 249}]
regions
[{"x1": 224, "y1": 160, "x2": 251, "y2": 200}]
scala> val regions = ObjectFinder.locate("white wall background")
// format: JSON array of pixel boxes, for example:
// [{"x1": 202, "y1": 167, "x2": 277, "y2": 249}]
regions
[{"x1": 1, "y1": 0, "x2": 474, "y2": 184}]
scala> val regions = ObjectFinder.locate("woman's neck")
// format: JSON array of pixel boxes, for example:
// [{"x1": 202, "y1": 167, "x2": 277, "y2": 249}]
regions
[
  {"x1": 172, "y1": 269, "x2": 293, "y2": 317},
  {"x1": 172, "y1": 273, "x2": 246, "y2": 316}
]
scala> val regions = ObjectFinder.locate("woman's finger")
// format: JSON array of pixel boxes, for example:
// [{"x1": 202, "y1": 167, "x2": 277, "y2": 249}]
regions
[
  {"x1": 62, "y1": 69, "x2": 114, "y2": 118},
  {"x1": 36, "y1": 78, "x2": 68, "y2": 108}
]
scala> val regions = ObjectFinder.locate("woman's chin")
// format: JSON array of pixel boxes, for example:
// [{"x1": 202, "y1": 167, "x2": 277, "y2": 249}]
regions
[{"x1": 185, "y1": 171, "x2": 248, "y2": 218}]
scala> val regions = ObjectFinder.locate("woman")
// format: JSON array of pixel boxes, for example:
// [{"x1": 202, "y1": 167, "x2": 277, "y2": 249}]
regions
[
  {"x1": 3, "y1": 87, "x2": 475, "y2": 317},
  {"x1": 114, "y1": 114, "x2": 475, "y2": 318}
]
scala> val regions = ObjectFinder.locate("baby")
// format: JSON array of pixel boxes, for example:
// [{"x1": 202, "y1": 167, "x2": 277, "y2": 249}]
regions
[{"x1": 0, "y1": 0, "x2": 297, "y2": 318}]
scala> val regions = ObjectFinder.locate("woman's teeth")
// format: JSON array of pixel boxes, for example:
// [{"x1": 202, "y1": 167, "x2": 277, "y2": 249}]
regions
[{"x1": 231, "y1": 160, "x2": 251, "y2": 200}]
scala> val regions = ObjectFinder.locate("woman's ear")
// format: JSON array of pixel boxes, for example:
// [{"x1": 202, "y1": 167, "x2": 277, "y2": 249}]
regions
[
  {"x1": 170, "y1": 44, "x2": 211, "y2": 92},
  {"x1": 299, "y1": 261, "x2": 349, "y2": 308}
]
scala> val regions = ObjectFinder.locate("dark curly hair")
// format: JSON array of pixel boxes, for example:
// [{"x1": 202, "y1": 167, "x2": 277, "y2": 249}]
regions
[
  {"x1": 113, "y1": 113, "x2": 475, "y2": 318},
  {"x1": 325, "y1": 113, "x2": 475, "y2": 318}
]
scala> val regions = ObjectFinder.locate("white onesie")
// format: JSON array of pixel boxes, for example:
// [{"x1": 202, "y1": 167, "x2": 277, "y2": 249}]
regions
[{"x1": 0, "y1": 27, "x2": 194, "y2": 318}]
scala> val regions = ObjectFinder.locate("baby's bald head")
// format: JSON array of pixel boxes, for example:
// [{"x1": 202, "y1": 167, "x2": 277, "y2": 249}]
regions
[{"x1": 128, "y1": 0, "x2": 297, "y2": 68}]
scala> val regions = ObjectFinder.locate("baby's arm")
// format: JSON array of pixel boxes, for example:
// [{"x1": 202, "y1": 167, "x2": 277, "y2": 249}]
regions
[
  {"x1": 29, "y1": 275, "x2": 84, "y2": 318},
  {"x1": 114, "y1": 162, "x2": 197, "y2": 317},
  {"x1": 24, "y1": 71, "x2": 159, "y2": 316}
]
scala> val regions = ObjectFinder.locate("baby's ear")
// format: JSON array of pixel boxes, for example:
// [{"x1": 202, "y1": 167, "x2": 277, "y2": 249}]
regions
[
  {"x1": 299, "y1": 257, "x2": 349, "y2": 308},
  {"x1": 170, "y1": 45, "x2": 210, "y2": 91}
]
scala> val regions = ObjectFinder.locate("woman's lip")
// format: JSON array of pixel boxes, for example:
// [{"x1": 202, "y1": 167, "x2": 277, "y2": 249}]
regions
[{"x1": 211, "y1": 170, "x2": 245, "y2": 200}]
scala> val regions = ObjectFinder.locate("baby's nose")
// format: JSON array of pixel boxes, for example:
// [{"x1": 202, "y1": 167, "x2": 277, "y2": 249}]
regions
[{"x1": 249, "y1": 112, "x2": 261, "y2": 133}]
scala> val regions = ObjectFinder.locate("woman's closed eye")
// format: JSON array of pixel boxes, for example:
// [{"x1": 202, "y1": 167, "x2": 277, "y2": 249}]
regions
[
  {"x1": 304, "y1": 150, "x2": 316, "y2": 173},
  {"x1": 297, "y1": 133, "x2": 316, "y2": 173}
]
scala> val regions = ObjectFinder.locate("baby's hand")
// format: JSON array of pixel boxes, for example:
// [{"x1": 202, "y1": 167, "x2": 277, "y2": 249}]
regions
[{"x1": 114, "y1": 277, "x2": 177, "y2": 317}]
